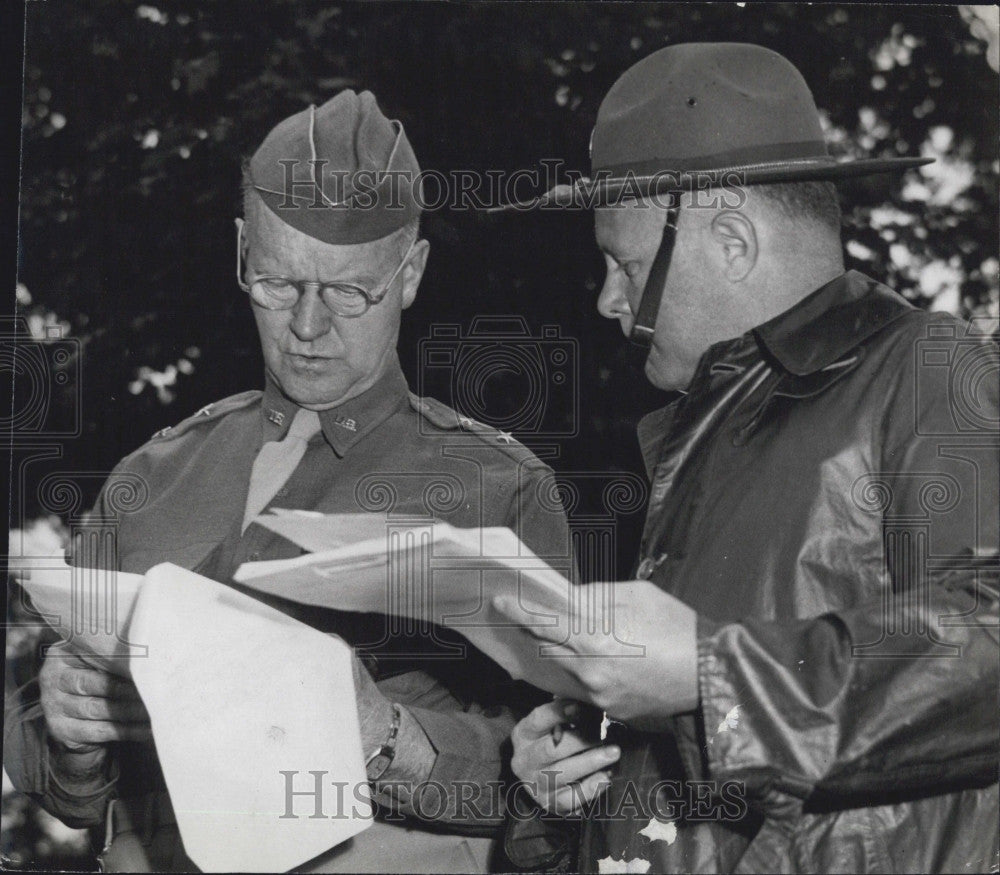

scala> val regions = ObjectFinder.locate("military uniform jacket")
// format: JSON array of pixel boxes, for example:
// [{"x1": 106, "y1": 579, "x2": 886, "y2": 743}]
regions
[{"x1": 6, "y1": 358, "x2": 572, "y2": 842}]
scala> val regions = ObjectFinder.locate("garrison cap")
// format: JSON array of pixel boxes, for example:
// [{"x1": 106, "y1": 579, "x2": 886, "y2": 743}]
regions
[{"x1": 248, "y1": 90, "x2": 422, "y2": 244}]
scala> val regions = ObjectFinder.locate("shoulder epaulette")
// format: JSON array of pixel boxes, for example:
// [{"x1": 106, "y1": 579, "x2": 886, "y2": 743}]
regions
[
  {"x1": 408, "y1": 392, "x2": 547, "y2": 466},
  {"x1": 149, "y1": 390, "x2": 261, "y2": 442}
]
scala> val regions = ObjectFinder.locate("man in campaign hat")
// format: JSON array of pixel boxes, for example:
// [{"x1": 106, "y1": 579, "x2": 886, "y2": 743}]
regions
[
  {"x1": 5, "y1": 91, "x2": 570, "y2": 872},
  {"x1": 496, "y1": 43, "x2": 998, "y2": 872}
]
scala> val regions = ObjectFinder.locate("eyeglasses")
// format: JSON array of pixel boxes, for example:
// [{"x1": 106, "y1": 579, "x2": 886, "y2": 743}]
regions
[{"x1": 235, "y1": 218, "x2": 417, "y2": 318}]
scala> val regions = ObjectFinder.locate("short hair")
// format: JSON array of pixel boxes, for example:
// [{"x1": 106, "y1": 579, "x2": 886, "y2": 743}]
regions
[
  {"x1": 746, "y1": 180, "x2": 842, "y2": 234},
  {"x1": 239, "y1": 161, "x2": 420, "y2": 256}
]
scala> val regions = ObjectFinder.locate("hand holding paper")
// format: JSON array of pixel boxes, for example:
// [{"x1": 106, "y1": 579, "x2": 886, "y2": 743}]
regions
[
  {"x1": 39, "y1": 655, "x2": 151, "y2": 750},
  {"x1": 234, "y1": 512, "x2": 699, "y2": 729},
  {"x1": 128, "y1": 564, "x2": 371, "y2": 872},
  {"x1": 235, "y1": 513, "x2": 594, "y2": 701},
  {"x1": 493, "y1": 579, "x2": 699, "y2": 729},
  {"x1": 13, "y1": 551, "x2": 373, "y2": 872}
]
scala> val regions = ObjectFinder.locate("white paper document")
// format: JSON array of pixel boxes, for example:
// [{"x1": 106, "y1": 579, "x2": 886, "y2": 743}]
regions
[
  {"x1": 255, "y1": 509, "x2": 394, "y2": 554},
  {"x1": 13, "y1": 556, "x2": 372, "y2": 872},
  {"x1": 130, "y1": 564, "x2": 371, "y2": 872},
  {"x1": 236, "y1": 513, "x2": 593, "y2": 700},
  {"x1": 10, "y1": 556, "x2": 144, "y2": 675}
]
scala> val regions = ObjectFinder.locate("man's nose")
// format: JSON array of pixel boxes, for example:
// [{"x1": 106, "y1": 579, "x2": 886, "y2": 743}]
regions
[
  {"x1": 596, "y1": 274, "x2": 632, "y2": 329},
  {"x1": 289, "y1": 287, "x2": 334, "y2": 341}
]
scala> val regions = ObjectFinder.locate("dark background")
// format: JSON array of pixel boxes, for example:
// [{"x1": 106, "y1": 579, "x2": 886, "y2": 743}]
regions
[{"x1": 4, "y1": 2, "x2": 998, "y2": 868}]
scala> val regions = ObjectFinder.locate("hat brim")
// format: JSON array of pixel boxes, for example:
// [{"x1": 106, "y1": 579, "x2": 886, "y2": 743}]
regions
[{"x1": 487, "y1": 156, "x2": 934, "y2": 212}]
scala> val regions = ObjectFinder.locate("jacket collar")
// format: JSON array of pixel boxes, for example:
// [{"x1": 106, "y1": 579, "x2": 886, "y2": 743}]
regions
[
  {"x1": 753, "y1": 270, "x2": 913, "y2": 376},
  {"x1": 637, "y1": 271, "x2": 913, "y2": 476},
  {"x1": 261, "y1": 356, "x2": 410, "y2": 457}
]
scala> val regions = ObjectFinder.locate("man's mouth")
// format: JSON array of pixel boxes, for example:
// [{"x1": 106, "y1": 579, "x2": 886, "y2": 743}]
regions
[{"x1": 285, "y1": 352, "x2": 336, "y2": 369}]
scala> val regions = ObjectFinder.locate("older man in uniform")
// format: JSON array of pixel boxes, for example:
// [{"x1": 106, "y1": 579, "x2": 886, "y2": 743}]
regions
[
  {"x1": 5, "y1": 91, "x2": 570, "y2": 872},
  {"x1": 496, "y1": 44, "x2": 999, "y2": 873}
]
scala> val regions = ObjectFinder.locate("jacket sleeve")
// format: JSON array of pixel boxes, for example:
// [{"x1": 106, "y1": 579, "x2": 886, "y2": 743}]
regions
[
  {"x1": 372, "y1": 461, "x2": 572, "y2": 835},
  {"x1": 3, "y1": 480, "x2": 126, "y2": 829},
  {"x1": 4, "y1": 640, "x2": 120, "y2": 828},
  {"x1": 694, "y1": 335, "x2": 999, "y2": 812},
  {"x1": 373, "y1": 666, "x2": 524, "y2": 834}
]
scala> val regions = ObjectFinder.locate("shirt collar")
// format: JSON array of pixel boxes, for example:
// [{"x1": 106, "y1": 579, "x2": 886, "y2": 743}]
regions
[
  {"x1": 261, "y1": 356, "x2": 410, "y2": 456},
  {"x1": 752, "y1": 270, "x2": 913, "y2": 376}
]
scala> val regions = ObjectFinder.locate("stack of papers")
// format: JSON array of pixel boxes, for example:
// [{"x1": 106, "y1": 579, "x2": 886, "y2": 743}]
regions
[
  {"x1": 12, "y1": 509, "x2": 585, "y2": 869},
  {"x1": 235, "y1": 511, "x2": 589, "y2": 700},
  {"x1": 13, "y1": 555, "x2": 371, "y2": 872}
]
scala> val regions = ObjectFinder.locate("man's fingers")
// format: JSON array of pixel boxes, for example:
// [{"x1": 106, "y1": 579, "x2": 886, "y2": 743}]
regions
[
  {"x1": 541, "y1": 729, "x2": 601, "y2": 763},
  {"x1": 61, "y1": 694, "x2": 150, "y2": 723},
  {"x1": 513, "y1": 731, "x2": 596, "y2": 781},
  {"x1": 519, "y1": 743, "x2": 621, "y2": 810},
  {"x1": 539, "y1": 745, "x2": 620, "y2": 789},
  {"x1": 492, "y1": 596, "x2": 568, "y2": 644},
  {"x1": 516, "y1": 700, "x2": 579, "y2": 741},
  {"x1": 50, "y1": 717, "x2": 154, "y2": 747},
  {"x1": 56, "y1": 666, "x2": 140, "y2": 700},
  {"x1": 548, "y1": 769, "x2": 613, "y2": 816}
]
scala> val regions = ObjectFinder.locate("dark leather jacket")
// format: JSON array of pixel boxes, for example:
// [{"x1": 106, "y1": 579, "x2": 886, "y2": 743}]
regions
[{"x1": 509, "y1": 271, "x2": 999, "y2": 873}]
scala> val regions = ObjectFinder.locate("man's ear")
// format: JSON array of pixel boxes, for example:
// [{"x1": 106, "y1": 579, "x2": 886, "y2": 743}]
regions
[
  {"x1": 400, "y1": 238, "x2": 429, "y2": 310},
  {"x1": 710, "y1": 211, "x2": 757, "y2": 282}
]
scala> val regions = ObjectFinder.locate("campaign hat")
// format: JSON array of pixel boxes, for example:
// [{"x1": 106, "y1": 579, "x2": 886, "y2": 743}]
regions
[{"x1": 494, "y1": 42, "x2": 933, "y2": 210}]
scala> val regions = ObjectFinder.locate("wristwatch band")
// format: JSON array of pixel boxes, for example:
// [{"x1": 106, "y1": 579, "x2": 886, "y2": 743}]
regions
[{"x1": 365, "y1": 703, "x2": 401, "y2": 782}]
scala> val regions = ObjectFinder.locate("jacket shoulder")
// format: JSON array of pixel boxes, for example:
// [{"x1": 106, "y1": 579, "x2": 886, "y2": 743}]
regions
[
  {"x1": 866, "y1": 307, "x2": 994, "y2": 370},
  {"x1": 143, "y1": 390, "x2": 261, "y2": 445},
  {"x1": 103, "y1": 391, "x2": 261, "y2": 496},
  {"x1": 407, "y1": 393, "x2": 552, "y2": 472}
]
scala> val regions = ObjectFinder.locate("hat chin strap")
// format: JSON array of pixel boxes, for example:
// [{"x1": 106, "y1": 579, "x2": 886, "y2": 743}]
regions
[{"x1": 629, "y1": 204, "x2": 679, "y2": 349}]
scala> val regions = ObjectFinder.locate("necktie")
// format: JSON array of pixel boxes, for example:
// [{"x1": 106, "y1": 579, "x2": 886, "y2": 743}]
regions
[{"x1": 242, "y1": 407, "x2": 322, "y2": 531}]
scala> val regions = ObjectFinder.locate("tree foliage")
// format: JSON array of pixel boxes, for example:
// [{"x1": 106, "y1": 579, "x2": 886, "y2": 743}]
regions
[{"x1": 17, "y1": 3, "x2": 998, "y2": 496}]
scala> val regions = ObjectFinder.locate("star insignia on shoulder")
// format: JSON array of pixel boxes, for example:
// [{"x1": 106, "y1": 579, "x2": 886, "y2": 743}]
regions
[
  {"x1": 497, "y1": 431, "x2": 514, "y2": 444},
  {"x1": 196, "y1": 405, "x2": 213, "y2": 417}
]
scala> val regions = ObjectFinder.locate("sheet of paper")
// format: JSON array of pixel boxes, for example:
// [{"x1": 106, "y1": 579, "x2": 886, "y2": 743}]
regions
[
  {"x1": 129, "y1": 563, "x2": 372, "y2": 873},
  {"x1": 253, "y1": 509, "x2": 395, "y2": 554},
  {"x1": 234, "y1": 524, "x2": 592, "y2": 700},
  {"x1": 11, "y1": 555, "x2": 144, "y2": 676}
]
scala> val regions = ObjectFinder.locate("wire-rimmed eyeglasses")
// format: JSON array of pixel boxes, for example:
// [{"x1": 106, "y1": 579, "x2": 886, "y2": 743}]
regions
[{"x1": 235, "y1": 217, "x2": 417, "y2": 318}]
